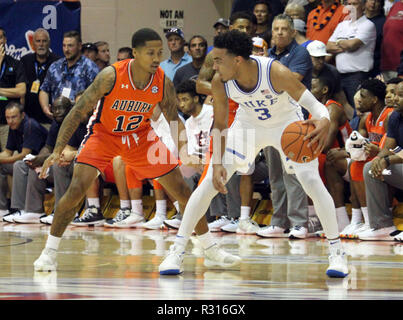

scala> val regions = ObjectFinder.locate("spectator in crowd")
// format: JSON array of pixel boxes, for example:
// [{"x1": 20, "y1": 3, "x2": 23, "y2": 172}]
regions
[
  {"x1": 173, "y1": 35, "x2": 207, "y2": 88},
  {"x1": 160, "y1": 28, "x2": 192, "y2": 81},
  {"x1": 207, "y1": 18, "x2": 230, "y2": 53},
  {"x1": 306, "y1": 0, "x2": 347, "y2": 44},
  {"x1": 251, "y1": 36, "x2": 269, "y2": 56},
  {"x1": 231, "y1": 0, "x2": 285, "y2": 24},
  {"x1": 307, "y1": 40, "x2": 355, "y2": 119},
  {"x1": 380, "y1": 0, "x2": 403, "y2": 82},
  {"x1": 0, "y1": 102, "x2": 47, "y2": 218},
  {"x1": 362, "y1": 80, "x2": 403, "y2": 240},
  {"x1": 5, "y1": 96, "x2": 72, "y2": 223},
  {"x1": 39, "y1": 30, "x2": 99, "y2": 119},
  {"x1": 293, "y1": 19, "x2": 312, "y2": 47},
  {"x1": 21, "y1": 28, "x2": 60, "y2": 129},
  {"x1": 116, "y1": 46, "x2": 133, "y2": 61},
  {"x1": 253, "y1": 1, "x2": 273, "y2": 44},
  {"x1": 365, "y1": 0, "x2": 386, "y2": 78},
  {"x1": 385, "y1": 77, "x2": 403, "y2": 110},
  {"x1": 285, "y1": 2, "x2": 307, "y2": 20},
  {"x1": 327, "y1": 0, "x2": 377, "y2": 108},
  {"x1": 94, "y1": 41, "x2": 110, "y2": 70},
  {"x1": 0, "y1": 27, "x2": 26, "y2": 151},
  {"x1": 81, "y1": 42, "x2": 98, "y2": 63}
]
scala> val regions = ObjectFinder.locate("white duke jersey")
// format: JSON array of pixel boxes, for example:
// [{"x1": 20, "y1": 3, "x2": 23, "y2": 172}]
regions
[
  {"x1": 224, "y1": 55, "x2": 302, "y2": 127},
  {"x1": 185, "y1": 104, "x2": 214, "y2": 158}
]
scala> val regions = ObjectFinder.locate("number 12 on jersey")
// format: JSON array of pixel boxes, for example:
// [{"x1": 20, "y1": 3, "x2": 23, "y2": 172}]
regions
[{"x1": 113, "y1": 115, "x2": 144, "y2": 132}]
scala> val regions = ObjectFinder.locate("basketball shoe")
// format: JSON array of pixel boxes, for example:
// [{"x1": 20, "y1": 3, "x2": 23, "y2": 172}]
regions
[
  {"x1": 104, "y1": 209, "x2": 145, "y2": 228},
  {"x1": 203, "y1": 244, "x2": 242, "y2": 268},
  {"x1": 326, "y1": 252, "x2": 349, "y2": 278},
  {"x1": 71, "y1": 206, "x2": 105, "y2": 227},
  {"x1": 33, "y1": 248, "x2": 57, "y2": 272},
  {"x1": 159, "y1": 244, "x2": 185, "y2": 275},
  {"x1": 236, "y1": 219, "x2": 260, "y2": 234}
]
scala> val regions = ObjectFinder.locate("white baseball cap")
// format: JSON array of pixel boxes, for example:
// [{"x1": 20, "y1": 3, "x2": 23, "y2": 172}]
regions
[
  {"x1": 252, "y1": 37, "x2": 268, "y2": 50},
  {"x1": 307, "y1": 40, "x2": 332, "y2": 57}
]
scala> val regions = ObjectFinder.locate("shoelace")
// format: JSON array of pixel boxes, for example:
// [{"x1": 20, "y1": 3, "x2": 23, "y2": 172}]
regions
[
  {"x1": 293, "y1": 225, "x2": 302, "y2": 231},
  {"x1": 114, "y1": 209, "x2": 131, "y2": 222},
  {"x1": 79, "y1": 207, "x2": 99, "y2": 220}
]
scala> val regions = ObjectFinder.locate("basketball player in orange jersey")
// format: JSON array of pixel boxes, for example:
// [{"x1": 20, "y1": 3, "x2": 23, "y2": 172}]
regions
[
  {"x1": 33, "y1": 28, "x2": 240, "y2": 272},
  {"x1": 160, "y1": 30, "x2": 349, "y2": 277}
]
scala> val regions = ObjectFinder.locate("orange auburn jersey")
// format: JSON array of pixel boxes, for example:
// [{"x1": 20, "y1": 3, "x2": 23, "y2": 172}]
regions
[
  {"x1": 91, "y1": 59, "x2": 164, "y2": 136},
  {"x1": 228, "y1": 98, "x2": 239, "y2": 127},
  {"x1": 325, "y1": 99, "x2": 352, "y2": 148},
  {"x1": 365, "y1": 107, "x2": 394, "y2": 146}
]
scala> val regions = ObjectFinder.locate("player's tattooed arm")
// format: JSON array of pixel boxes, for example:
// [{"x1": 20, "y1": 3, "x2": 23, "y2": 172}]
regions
[
  {"x1": 196, "y1": 52, "x2": 215, "y2": 96},
  {"x1": 53, "y1": 66, "x2": 116, "y2": 154}
]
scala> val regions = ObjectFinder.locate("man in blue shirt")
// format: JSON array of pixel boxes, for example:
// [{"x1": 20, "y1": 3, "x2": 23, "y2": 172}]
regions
[
  {"x1": 160, "y1": 28, "x2": 192, "y2": 81},
  {"x1": 39, "y1": 30, "x2": 99, "y2": 119},
  {"x1": 362, "y1": 81, "x2": 403, "y2": 241},
  {"x1": 0, "y1": 102, "x2": 47, "y2": 218}
]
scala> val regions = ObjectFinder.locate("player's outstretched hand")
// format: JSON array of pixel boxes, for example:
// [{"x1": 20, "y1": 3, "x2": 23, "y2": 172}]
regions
[
  {"x1": 39, "y1": 152, "x2": 61, "y2": 179},
  {"x1": 212, "y1": 164, "x2": 228, "y2": 194},
  {"x1": 303, "y1": 118, "x2": 330, "y2": 155}
]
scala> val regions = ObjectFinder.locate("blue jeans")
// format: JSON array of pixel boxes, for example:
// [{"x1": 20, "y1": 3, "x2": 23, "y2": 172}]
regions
[{"x1": 340, "y1": 71, "x2": 369, "y2": 110}]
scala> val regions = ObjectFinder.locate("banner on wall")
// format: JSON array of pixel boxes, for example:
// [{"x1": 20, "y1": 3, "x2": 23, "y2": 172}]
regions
[
  {"x1": 160, "y1": 9, "x2": 184, "y2": 33},
  {"x1": 0, "y1": 0, "x2": 81, "y2": 60}
]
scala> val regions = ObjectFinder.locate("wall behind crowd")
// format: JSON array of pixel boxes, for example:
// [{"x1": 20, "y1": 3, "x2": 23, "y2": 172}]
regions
[{"x1": 80, "y1": 0, "x2": 233, "y2": 61}]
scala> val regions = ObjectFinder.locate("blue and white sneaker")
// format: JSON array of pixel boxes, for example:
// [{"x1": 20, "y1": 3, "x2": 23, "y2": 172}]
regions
[
  {"x1": 326, "y1": 252, "x2": 349, "y2": 278},
  {"x1": 159, "y1": 244, "x2": 185, "y2": 275},
  {"x1": 71, "y1": 206, "x2": 105, "y2": 227}
]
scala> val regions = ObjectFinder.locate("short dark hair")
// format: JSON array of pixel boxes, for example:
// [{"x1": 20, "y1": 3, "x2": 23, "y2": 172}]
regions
[
  {"x1": 63, "y1": 30, "x2": 81, "y2": 43},
  {"x1": 314, "y1": 75, "x2": 335, "y2": 98},
  {"x1": 386, "y1": 77, "x2": 403, "y2": 85},
  {"x1": 359, "y1": 78, "x2": 386, "y2": 102},
  {"x1": 189, "y1": 35, "x2": 208, "y2": 48},
  {"x1": 273, "y1": 14, "x2": 294, "y2": 30},
  {"x1": 131, "y1": 28, "x2": 161, "y2": 48},
  {"x1": 214, "y1": 29, "x2": 252, "y2": 60},
  {"x1": 230, "y1": 11, "x2": 257, "y2": 25},
  {"x1": 118, "y1": 46, "x2": 134, "y2": 58},
  {"x1": 52, "y1": 95, "x2": 73, "y2": 110},
  {"x1": 176, "y1": 79, "x2": 198, "y2": 96},
  {"x1": 253, "y1": 0, "x2": 272, "y2": 13},
  {"x1": 5, "y1": 101, "x2": 24, "y2": 113}
]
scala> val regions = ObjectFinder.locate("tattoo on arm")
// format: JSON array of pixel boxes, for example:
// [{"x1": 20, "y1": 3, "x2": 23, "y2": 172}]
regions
[
  {"x1": 160, "y1": 76, "x2": 179, "y2": 122},
  {"x1": 54, "y1": 66, "x2": 116, "y2": 153}
]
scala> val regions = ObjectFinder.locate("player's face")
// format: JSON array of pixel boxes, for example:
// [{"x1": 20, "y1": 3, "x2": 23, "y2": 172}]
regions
[
  {"x1": 178, "y1": 92, "x2": 197, "y2": 115},
  {"x1": 189, "y1": 37, "x2": 207, "y2": 60},
  {"x1": 33, "y1": 31, "x2": 50, "y2": 57},
  {"x1": 63, "y1": 37, "x2": 81, "y2": 62},
  {"x1": 253, "y1": 4, "x2": 270, "y2": 24},
  {"x1": 358, "y1": 88, "x2": 376, "y2": 112},
  {"x1": 134, "y1": 40, "x2": 163, "y2": 74},
  {"x1": 212, "y1": 48, "x2": 238, "y2": 82},
  {"x1": 394, "y1": 82, "x2": 403, "y2": 114},
  {"x1": 385, "y1": 83, "x2": 397, "y2": 108},
  {"x1": 5, "y1": 107, "x2": 24, "y2": 130},
  {"x1": 230, "y1": 19, "x2": 254, "y2": 36}
]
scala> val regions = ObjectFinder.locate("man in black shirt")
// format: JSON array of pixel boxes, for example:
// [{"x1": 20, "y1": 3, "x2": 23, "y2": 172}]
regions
[
  {"x1": 0, "y1": 27, "x2": 26, "y2": 150},
  {"x1": 21, "y1": 28, "x2": 60, "y2": 128}
]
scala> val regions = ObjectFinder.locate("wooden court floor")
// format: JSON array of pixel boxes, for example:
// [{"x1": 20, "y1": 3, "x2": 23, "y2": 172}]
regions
[{"x1": 1, "y1": 221, "x2": 403, "y2": 300}]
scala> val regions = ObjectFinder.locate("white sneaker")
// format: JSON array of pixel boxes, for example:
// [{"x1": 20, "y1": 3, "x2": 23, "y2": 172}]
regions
[
  {"x1": 221, "y1": 219, "x2": 238, "y2": 233},
  {"x1": 143, "y1": 215, "x2": 165, "y2": 230},
  {"x1": 14, "y1": 212, "x2": 42, "y2": 224},
  {"x1": 204, "y1": 244, "x2": 241, "y2": 268},
  {"x1": 208, "y1": 216, "x2": 231, "y2": 232},
  {"x1": 159, "y1": 244, "x2": 185, "y2": 275},
  {"x1": 393, "y1": 231, "x2": 403, "y2": 242},
  {"x1": 163, "y1": 215, "x2": 182, "y2": 230},
  {"x1": 289, "y1": 225, "x2": 308, "y2": 239},
  {"x1": 33, "y1": 248, "x2": 58, "y2": 272},
  {"x1": 340, "y1": 222, "x2": 362, "y2": 238},
  {"x1": 236, "y1": 219, "x2": 260, "y2": 234},
  {"x1": 0, "y1": 209, "x2": 9, "y2": 218},
  {"x1": 256, "y1": 225, "x2": 289, "y2": 238},
  {"x1": 358, "y1": 226, "x2": 399, "y2": 241},
  {"x1": 3, "y1": 210, "x2": 25, "y2": 223},
  {"x1": 350, "y1": 223, "x2": 370, "y2": 239},
  {"x1": 326, "y1": 252, "x2": 349, "y2": 278},
  {"x1": 40, "y1": 213, "x2": 53, "y2": 225},
  {"x1": 104, "y1": 209, "x2": 145, "y2": 228}
]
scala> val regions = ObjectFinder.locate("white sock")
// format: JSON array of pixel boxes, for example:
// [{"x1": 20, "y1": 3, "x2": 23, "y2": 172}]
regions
[
  {"x1": 46, "y1": 234, "x2": 61, "y2": 251},
  {"x1": 240, "y1": 206, "x2": 251, "y2": 220},
  {"x1": 308, "y1": 205, "x2": 316, "y2": 217},
  {"x1": 156, "y1": 200, "x2": 167, "y2": 217},
  {"x1": 361, "y1": 207, "x2": 369, "y2": 225},
  {"x1": 351, "y1": 208, "x2": 363, "y2": 224},
  {"x1": 174, "y1": 234, "x2": 188, "y2": 250},
  {"x1": 196, "y1": 231, "x2": 216, "y2": 250},
  {"x1": 328, "y1": 238, "x2": 343, "y2": 256},
  {"x1": 173, "y1": 200, "x2": 180, "y2": 213},
  {"x1": 131, "y1": 200, "x2": 143, "y2": 215},
  {"x1": 120, "y1": 200, "x2": 131, "y2": 209},
  {"x1": 87, "y1": 198, "x2": 100, "y2": 208},
  {"x1": 335, "y1": 207, "x2": 350, "y2": 232}
]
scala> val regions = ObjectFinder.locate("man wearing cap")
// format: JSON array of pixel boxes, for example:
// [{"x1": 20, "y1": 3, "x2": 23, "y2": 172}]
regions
[
  {"x1": 81, "y1": 43, "x2": 98, "y2": 63},
  {"x1": 160, "y1": 28, "x2": 192, "y2": 81},
  {"x1": 207, "y1": 18, "x2": 230, "y2": 53},
  {"x1": 307, "y1": 40, "x2": 354, "y2": 119},
  {"x1": 293, "y1": 19, "x2": 312, "y2": 47}
]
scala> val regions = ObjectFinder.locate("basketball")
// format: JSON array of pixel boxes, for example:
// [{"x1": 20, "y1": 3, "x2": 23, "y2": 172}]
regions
[{"x1": 281, "y1": 121, "x2": 319, "y2": 163}]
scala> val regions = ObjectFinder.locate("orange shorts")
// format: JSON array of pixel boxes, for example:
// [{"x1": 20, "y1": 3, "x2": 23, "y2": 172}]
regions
[
  {"x1": 349, "y1": 157, "x2": 374, "y2": 182},
  {"x1": 76, "y1": 124, "x2": 179, "y2": 183}
]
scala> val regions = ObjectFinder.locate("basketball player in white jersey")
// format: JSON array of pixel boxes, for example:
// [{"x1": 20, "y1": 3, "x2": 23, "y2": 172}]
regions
[{"x1": 159, "y1": 30, "x2": 349, "y2": 278}]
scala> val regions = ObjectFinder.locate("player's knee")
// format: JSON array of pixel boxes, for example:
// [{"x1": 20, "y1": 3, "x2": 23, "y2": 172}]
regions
[{"x1": 66, "y1": 180, "x2": 87, "y2": 206}]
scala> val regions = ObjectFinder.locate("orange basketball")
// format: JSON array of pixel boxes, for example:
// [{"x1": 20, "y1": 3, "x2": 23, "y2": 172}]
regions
[{"x1": 281, "y1": 121, "x2": 319, "y2": 163}]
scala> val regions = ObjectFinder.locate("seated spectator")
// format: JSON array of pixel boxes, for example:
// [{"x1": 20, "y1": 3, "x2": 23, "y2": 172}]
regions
[
  {"x1": 94, "y1": 41, "x2": 110, "y2": 70},
  {"x1": 0, "y1": 102, "x2": 47, "y2": 219},
  {"x1": 362, "y1": 81, "x2": 403, "y2": 241},
  {"x1": 81, "y1": 42, "x2": 98, "y2": 63},
  {"x1": 327, "y1": 0, "x2": 376, "y2": 108},
  {"x1": 306, "y1": 0, "x2": 347, "y2": 44},
  {"x1": 207, "y1": 18, "x2": 230, "y2": 53},
  {"x1": 285, "y1": 2, "x2": 307, "y2": 20},
  {"x1": 116, "y1": 47, "x2": 134, "y2": 61},
  {"x1": 173, "y1": 35, "x2": 208, "y2": 88},
  {"x1": 385, "y1": 77, "x2": 403, "y2": 110},
  {"x1": 160, "y1": 28, "x2": 192, "y2": 81}
]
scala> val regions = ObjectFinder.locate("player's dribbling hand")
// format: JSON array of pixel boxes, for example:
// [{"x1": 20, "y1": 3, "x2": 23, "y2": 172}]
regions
[
  {"x1": 303, "y1": 118, "x2": 330, "y2": 155},
  {"x1": 39, "y1": 152, "x2": 61, "y2": 179},
  {"x1": 212, "y1": 164, "x2": 228, "y2": 194}
]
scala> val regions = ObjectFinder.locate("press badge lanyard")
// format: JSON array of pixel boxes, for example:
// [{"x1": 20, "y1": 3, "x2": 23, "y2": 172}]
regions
[{"x1": 34, "y1": 61, "x2": 45, "y2": 79}]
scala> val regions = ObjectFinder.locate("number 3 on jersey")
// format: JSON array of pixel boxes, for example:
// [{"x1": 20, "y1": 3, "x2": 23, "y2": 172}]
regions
[
  {"x1": 254, "y1": 108, "x2": 271, "y2": 120},
  {"x1": 113, "y1": 115, "x2": 144, "y2": 132}
]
